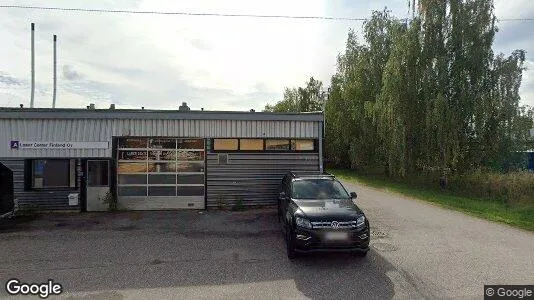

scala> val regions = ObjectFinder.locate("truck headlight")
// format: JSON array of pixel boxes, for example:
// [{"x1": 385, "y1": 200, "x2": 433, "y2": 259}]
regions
[
  {"x1": 295, "y1": 217, "x2": 313, "y2": 229},
  {"x1": 356, "y1": 215, "x2": 366, "y2": 227}
]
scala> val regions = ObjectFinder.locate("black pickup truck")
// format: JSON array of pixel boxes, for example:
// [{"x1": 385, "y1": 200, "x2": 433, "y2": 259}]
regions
[{"x1": 277, "y1": 172, "x2": 370, "y2": 259}]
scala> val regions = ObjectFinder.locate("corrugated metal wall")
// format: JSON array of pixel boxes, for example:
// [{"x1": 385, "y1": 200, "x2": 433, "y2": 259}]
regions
[
  {"x1": 206, "y1": 153, "x2": 319, "y2": 208},
  {"x1": 0, "y1": 119, "x2": 320, "y2": 158},
  {"x1": 0, "y1": 159, "x2": 81, "y2": 211}
]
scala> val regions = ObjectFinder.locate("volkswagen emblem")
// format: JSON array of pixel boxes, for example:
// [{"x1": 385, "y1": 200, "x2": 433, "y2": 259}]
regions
[{"x1": 331, "y1": 221, "x2": 340, "y2": 229}]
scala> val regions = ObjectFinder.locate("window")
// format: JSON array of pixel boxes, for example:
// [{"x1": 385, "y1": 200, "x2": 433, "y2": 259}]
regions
[
  {"x1": 118, "y1": 138, "x2": 147, "y2": 148},
  {"x1": 31, "y1": 159, "x2": 76, "y2": 188},
  {"x1": 149, "y1": 138, "x2": 175, "y2": 149},
  {"x1": 116, "y1": 137, "x2": 205, "y2": 197},
  {"x1": 178, "y1": 139, "x2": 204, "y2": 149},
  {"x1": 87, "y1": 160, "x2": 109, "y2": 186},
  {"x1": 291, "y1": 140, "x2": 315, "y2": 151},
  {"x1": 240, "y1": 139, "x2": 263, "y2": 150},
  {"x1": 118, "y1": 162, "x2": 147, "y2": 173},
  {"x1": 265, "y1": 139, "x2": 290, "y2": 150},
  {"x1": 211, "y1": 138, "x2": 318, "y2": 152},
  {"x1": 292, "y1": 179, "x2": 349, "y2": 199},
  {"x1": 213, "y1": 139, "x2": 238, "y2": 150}
]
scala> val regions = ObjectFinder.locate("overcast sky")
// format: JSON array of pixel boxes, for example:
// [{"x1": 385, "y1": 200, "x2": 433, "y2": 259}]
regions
[{"x1": 0, "y1": 0, "x2": 533, "y2": 111}]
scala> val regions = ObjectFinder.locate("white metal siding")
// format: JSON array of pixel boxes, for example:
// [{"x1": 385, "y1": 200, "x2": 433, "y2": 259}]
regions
[{"x1": 0, "y1": 119, "x2": 321, "y2": 158}]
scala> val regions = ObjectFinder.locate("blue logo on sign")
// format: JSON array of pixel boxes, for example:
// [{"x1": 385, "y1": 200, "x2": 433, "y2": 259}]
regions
[{"x1": 10, "y1": 141, "x2": 19, "y2": 149}]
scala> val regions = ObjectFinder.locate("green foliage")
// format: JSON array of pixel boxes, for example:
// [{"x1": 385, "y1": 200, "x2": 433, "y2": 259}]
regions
[
  {"x1": 264, "y1": 77, "x2": 326, "y2": 112},
  {"x1": 231, "y1": 196, "x2": 245, "y2": 211},
  {"x1": 324, "y1": 2, "x2": 533, "y2": 177},
  {"x1": 265, "y1": 1, "x2": 533, "y2": 178},
  {"x1": 101, "y1": 191, "x2": 118, "y2": 212}
]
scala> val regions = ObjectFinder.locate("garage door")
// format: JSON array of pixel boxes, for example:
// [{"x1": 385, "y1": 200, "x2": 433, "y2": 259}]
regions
[{"x1": 116, "y1": 138, "x2": 205, "y2": 210}]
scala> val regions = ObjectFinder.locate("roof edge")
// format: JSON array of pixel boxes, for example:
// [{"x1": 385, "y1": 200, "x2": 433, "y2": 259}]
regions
[{"x1": 0, "y1": 107, "x2": 323, "y2": 122}]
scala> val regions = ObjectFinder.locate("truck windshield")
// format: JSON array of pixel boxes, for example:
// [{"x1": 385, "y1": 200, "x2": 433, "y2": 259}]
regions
[{"x1": 291, "y1": 179, "x2": 349, "y2": 199}]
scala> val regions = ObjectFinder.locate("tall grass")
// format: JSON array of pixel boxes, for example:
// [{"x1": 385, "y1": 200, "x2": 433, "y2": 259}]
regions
[
  {"x1": 332, "y1": 168, "x2": 534, "y2": 231},
  {"x1": 332, "y1": 167, "x2": 534, "y2": 207},
  {"x1": 448, "y1": 171, "x2": 534, "y2": 206}
]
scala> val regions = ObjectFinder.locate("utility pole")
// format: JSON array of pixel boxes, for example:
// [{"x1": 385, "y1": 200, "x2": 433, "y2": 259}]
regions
[{"x1": 30, "y1": 23, "x2": 35, "y2": 108}]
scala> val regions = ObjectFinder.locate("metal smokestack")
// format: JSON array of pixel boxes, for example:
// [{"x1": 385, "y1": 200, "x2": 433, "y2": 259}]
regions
[
  {"x1": 30, "y1": 23, "x2": 35, "y2": 108},
  {"x1": 52, "y1": 34, "x2": 57, "y2": 108}
]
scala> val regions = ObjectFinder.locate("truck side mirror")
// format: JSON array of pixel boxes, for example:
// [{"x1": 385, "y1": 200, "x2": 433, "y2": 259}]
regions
[{"x1": 350, "y1": 192, "x2": 357, "y2": 199}]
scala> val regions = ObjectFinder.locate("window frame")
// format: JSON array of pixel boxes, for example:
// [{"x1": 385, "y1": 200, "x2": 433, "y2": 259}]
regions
[
  {"x1": 87, "y1": 160, "x2": 110, "y2": 187},
  {"x1": 115, "y1": 137, "x2": 206, "y2": 198},
  {"x1": 27, "y1": 159, "x2": 77, "y2": 190},
  {"x1": 210, "y1": 138, "x2": 317, "y2": 153},
  {"x1": 212, "y1": 138, "x2": 239, "y2": 151}
]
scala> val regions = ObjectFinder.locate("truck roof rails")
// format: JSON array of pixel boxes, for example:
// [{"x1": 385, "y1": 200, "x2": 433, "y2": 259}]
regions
[{"x1": 288, "y1": 171, "x2": 335, "y2": 179}]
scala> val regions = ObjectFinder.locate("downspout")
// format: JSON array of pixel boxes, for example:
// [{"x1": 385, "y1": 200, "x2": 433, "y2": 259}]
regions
[{"x1": 319, "y1": 97, "x2": 326, "y2": 173}]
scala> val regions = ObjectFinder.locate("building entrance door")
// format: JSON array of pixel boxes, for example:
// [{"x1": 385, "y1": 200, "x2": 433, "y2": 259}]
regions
[{"x1": 86, "y1": 160, "x2": 110, "y2": 212}]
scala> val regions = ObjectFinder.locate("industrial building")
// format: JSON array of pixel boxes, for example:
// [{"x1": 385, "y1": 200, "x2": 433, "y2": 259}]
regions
[{"x1": 0, "y1": 104, "x2": 323, "y2": 211}]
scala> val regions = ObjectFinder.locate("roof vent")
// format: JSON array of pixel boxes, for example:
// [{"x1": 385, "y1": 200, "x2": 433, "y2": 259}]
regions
[
  {"x1": 179, "y1": 102, "x2": 190, "y2": 111},
  {"x1": 88, "y1": 103, "x2": 95, "y2": 110},
  {"x1": 109, "y1": 104, "x2": 115, "y2": 109}
]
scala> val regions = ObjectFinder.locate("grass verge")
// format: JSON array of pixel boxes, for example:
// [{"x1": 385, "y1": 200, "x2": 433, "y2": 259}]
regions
[{"x1": 331, "y1": 168, "x2": 534, "y2": 231}]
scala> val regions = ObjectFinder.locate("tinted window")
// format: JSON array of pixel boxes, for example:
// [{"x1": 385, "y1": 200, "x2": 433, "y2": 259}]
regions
[
  {"x1": 32, "y1": 159, "x2": 75, "y2": 188},
  {"x1": 265, "y1": 139, "x2": 290, "y2": 150},
  {"x1": 88, "y1": 160, "x2": 109, "y2": 186},
  {"x1": 291, "y1": 179, "x2": 349, "y2": 199}
]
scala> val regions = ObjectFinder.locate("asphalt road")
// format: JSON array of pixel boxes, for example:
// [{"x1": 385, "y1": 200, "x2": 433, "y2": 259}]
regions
[{"x1": 0, "y1": 181, "x2": 533, "y2": 299}]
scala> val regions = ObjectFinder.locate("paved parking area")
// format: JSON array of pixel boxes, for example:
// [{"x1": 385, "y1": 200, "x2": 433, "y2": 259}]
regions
[
  {"x1": 2, "y1": 180, "x2": 533, "y2": 299},
  {"x1": 0, "y1": 209, "x2": 409, "y2": 300}
]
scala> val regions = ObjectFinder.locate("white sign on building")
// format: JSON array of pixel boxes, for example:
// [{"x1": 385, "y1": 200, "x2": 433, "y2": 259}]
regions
[{"x1": 10, "y1": 141, "x2": 109, "y2": 149}]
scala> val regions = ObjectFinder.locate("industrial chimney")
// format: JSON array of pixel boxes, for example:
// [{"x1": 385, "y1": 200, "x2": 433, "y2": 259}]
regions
[
  {"x1": 52, "y1": 34, "x2": 57, "y2": 108},
  {"x1": 30, "y1": 23, "x2": 35, "y2": 108}
]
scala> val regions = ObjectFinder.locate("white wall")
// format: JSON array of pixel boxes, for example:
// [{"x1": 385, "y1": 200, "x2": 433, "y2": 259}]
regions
[{"x1": 0, "y1": 118, "x2": 320, "y2": 158}]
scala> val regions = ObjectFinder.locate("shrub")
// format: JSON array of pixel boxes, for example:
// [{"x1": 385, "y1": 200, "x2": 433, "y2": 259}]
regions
[
  {"x1": 231, "y1": 196, "x2": 245, "y2": 211},
  {"x1": 101, "y1": 191, "x2": 118, "y2": 212},
  {"x1": 15, "y1": 204, "x2": 40, "y2": 217}
]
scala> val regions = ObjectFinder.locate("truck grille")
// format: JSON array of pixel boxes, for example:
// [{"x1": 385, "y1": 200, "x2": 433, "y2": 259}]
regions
[{"x1": 311, "y1": 221, "x2": 358, "y2": 229}]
